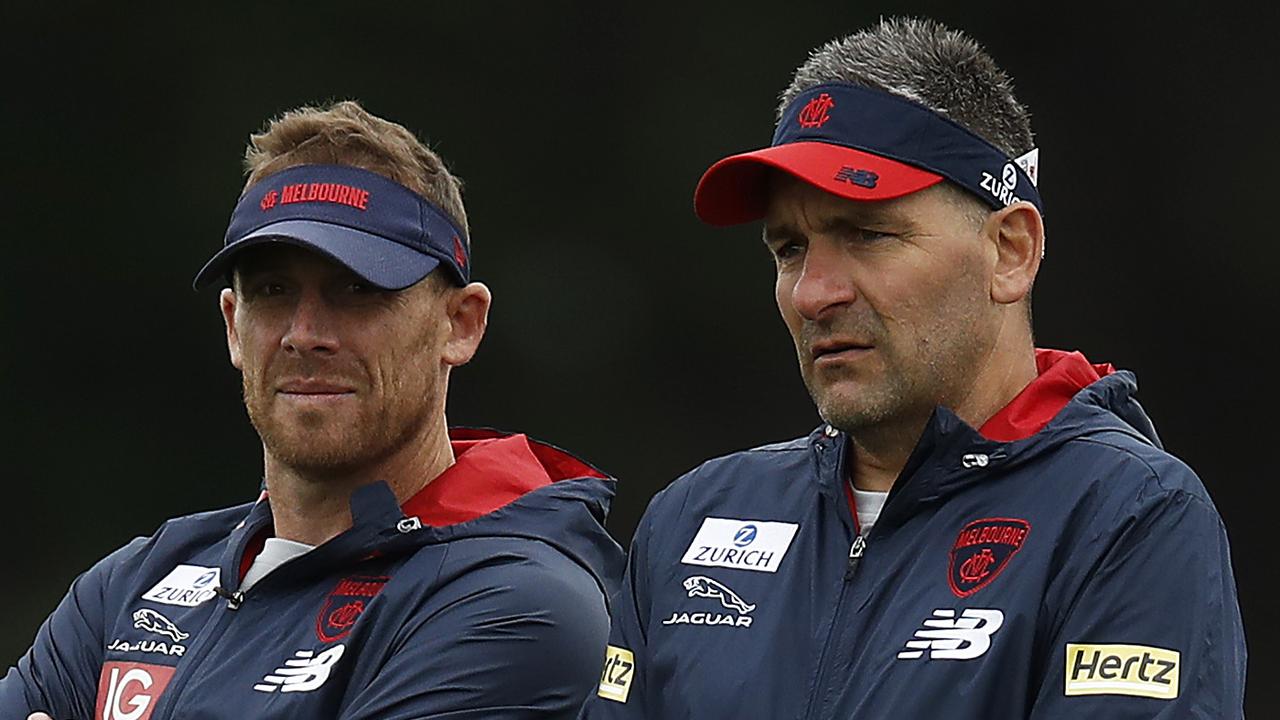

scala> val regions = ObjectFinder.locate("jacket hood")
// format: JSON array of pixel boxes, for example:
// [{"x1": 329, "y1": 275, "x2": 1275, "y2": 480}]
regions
[
  {"x1": 401, "y1": 428, "x2": 625, "y2": 602},
  {"x1": 978, "y1": 349, "x2": 1117, "y2": 442},
  {"x1": 228, "y1": 428, "x2": 624, "y2": 603},
  {"x1": 821, "y1": 349, "x2": 1163, "y2": 508}
]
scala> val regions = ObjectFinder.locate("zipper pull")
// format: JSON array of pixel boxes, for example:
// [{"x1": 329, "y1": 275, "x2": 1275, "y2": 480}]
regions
[
  {"x1": 845, "y1": 534, "x2": 866, "y2": 580},
  {"x1": 214, "y1": 585, "x2": 245, "y2": 611}
]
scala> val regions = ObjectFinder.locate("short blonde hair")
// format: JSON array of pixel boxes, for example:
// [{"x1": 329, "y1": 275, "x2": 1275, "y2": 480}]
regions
[{"x1": 243, "y1": 100, "x2": 468, "y2": 237}]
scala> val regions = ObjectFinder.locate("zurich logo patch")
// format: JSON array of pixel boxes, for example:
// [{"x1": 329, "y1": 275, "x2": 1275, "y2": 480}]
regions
[{"x1": 680, "y1": 518, "x2": 799, "y2": 574}]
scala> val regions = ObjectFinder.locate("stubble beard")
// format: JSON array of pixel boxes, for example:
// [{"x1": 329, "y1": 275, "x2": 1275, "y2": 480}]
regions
[
  {"x1": 804, "y1": 346, "x2": 917, "y2": 434},
  {"x1": 241, "y1": 368, "x2": 439, "y2": 478},
  {"x1": 801, "y1": 306, "x2": 989, "y2": 437}
]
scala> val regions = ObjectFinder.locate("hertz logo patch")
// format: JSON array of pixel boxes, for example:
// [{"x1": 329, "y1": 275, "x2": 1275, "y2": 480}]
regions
[
  {"x1": 597, "y1": 645, "x2": 635, "y2": 703},
  {"x1": 1065, "y1": 644, "x2": 1180, "y2": 699}
]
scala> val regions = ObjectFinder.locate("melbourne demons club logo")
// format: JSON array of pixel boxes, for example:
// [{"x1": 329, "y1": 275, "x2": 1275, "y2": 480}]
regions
[
  {"x1": 95, "y1": 661, "x2": 175, "y2": 720},
  {"x1": 948, "y1": 518, "x2": 1030, "y2": 598},
  {"x1": 797, "y1": 93, "x2": 836, "y2": 128},
  {"x1": 315, "y1": 575, "x2": 389, "y2": 642}
]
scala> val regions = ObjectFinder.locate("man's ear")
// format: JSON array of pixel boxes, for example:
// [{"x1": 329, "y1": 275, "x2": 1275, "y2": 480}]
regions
[
  {"x1": 441, "y1": 282, "x2": 492, "y2": 367},
  {"x1": 987, "y1": 201, "x2": 1044, "y2": 305},
  {"x1": 221, "y1": 288, "x2": 244, "y2": 370}
]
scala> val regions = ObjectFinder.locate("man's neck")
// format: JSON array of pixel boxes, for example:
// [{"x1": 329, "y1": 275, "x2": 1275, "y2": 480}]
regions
[
  {"x1": 849, "y1": 342, "x2": 1037, "y2": 493},
  {"x1": 263, "y1": 420, "x2": 455, "y2": 546}
]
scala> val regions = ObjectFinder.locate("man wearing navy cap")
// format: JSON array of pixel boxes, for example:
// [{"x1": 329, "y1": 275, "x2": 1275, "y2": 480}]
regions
[
  {"x1": 581, "y1": 18, "x2": 1245, "y2": 718},
  {"x1": 3, "y1": 100, "x2": 623, "y2": 719}
]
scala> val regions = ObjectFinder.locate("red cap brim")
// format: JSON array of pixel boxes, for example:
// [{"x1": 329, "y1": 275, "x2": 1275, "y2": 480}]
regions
[{"x1": 693, "y1": 141, "x2": 945, "y2": 227}]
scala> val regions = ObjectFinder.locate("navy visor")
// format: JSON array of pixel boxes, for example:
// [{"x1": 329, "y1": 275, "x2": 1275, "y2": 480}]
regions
[
  {"x1": 695, "y1": 83, "x2": 1042, "y2": 226},
  {"x1": 193, "y1": 164, "x2": 470, "y2": 290}
]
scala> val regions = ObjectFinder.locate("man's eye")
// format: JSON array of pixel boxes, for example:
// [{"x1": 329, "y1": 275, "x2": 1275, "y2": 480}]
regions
[
  {"x1": 254, "y1": 281, "x2": 287, "y2": 296},
  {"x1": 347, "y1": 281, "x2": 378, "y2": 294},
  {"x1": 850, "y1": 228, "x2": 893, "y2": 244},
  {"x1": 770, "y1": 242, "x2": 804, "y2": 260}
]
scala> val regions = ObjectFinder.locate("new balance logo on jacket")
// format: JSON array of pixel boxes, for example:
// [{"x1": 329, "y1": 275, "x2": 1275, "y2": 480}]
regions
[
  {"x1": 897, "y1": 609, "x2": 1004, "y2": 660},
  {"x1": 253, "y1": 646, "x2": 346, "y2": 694}
]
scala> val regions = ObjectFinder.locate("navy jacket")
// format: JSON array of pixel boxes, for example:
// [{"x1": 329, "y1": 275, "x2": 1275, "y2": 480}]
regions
[
  {"x1": 581, "y1": 367, "x2": 1246, "y2": 718},
  {"x1": 3, "y1": 430, "x2": 625, "y2": 719}
]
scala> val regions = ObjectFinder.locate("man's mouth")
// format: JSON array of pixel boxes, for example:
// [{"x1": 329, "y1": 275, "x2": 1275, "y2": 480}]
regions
[
  {"x1": 810, "y1": 339, "x2": 874, "y2": 363},
  {"x1": 275, "y1": 379, "x2": 357, "y2": 397}
]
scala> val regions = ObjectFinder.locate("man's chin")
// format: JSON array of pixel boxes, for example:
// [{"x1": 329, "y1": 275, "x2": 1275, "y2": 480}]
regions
[
  {"x1": 265, "y1": 440, "x2": 369, "y2": 476},
  {"x1": 253, "y1": 419, "x2": 370, "y2": 473},
  {"x1": 812, "y1": 386, "x2": 893, "y2": 433}
]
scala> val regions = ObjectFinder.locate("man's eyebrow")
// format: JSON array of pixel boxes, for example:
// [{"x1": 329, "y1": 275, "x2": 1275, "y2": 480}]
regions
[
  {"x1": 762, "y1": 224, "x2": 802, "y2": 246},
  {"x1": 817, "y1": 215, "x2": 885, "y2": 236},
  {"x1": 764, "y1": 206, "x2": 909, "y2": 245},
  {"x1": 232, "y1": 250, "x2": 291, "y2": 276},
  {"x1": 235, "y1": 263, "x2": 280, "y2": 277},
  {"x1": 233, "y1": 265, "x2": 289, "y2": 287},
  {"x1": 823, "y1": 201, "x2": 913, "y2": 230}
]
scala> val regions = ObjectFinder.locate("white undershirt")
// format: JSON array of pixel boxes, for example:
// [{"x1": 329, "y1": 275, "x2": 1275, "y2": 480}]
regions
[
  {"x1": 240, "y1": 537, "x2": 315, "y2": 592},
  {"x1": 852, "y1": 487, "x2": 889, "y2": 536}
]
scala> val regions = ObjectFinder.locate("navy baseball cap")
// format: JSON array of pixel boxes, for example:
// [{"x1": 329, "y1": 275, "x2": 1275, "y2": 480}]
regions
[
  {"x1": 694, "y1": 83, "x2": 1042, "y2": 226},
  {"x1": 193, "y1": 164, "x2": 470, "y2": 290}
]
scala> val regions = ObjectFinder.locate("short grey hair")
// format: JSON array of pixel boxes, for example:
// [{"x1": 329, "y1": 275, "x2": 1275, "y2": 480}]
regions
[
  {"x1": 779, "y1": 18, "x2": 1039, "y2": 322},
  {"x1": 779, "y1": 17, "x2": 1034, "y2": 158}
]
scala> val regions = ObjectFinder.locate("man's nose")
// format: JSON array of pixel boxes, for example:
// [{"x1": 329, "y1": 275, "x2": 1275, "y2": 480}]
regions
[
  {"x1": 280, "y1": 291, "x2": 340, "y2": 356},
  {"x1": 790, "y1": 241, "x2": 857, "y2": 321}
]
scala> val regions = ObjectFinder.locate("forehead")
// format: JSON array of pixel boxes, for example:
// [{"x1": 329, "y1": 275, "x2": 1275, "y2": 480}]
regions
[
  {"x1": 762, "y1": 171, "x2": 916, "y2": 229},
  {"x1": 757, "y1": 174, "x2": 977, "y2": 243}
]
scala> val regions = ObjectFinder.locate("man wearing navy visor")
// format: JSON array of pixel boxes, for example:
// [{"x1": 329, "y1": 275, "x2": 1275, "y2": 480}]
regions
[
  {"x1": 4, "y1": 100, "x2": 623, "y2": 720},
  {"x1": 581, "y1": 18, "x2": 1245, "y2": 719}
]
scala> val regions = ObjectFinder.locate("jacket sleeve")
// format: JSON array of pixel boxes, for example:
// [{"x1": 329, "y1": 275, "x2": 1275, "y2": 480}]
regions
[
  {"x1": 339, "y1": 548, "x2": 612, "y2": 720},
  {"x1": 577, "y1": 497, "x2": 659, "y2": 719},
  {"x1": 1, "y1": 541, "x2": 140, "y2": 720},
  {"x1": 1027, "y1": 477, "x2": 1247, "y2": 719}
]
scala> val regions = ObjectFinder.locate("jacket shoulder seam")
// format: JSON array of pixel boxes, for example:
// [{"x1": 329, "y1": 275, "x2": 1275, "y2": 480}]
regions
[{"x1": 1068, "y1": 436, "x2": 1215, "y2": 513}]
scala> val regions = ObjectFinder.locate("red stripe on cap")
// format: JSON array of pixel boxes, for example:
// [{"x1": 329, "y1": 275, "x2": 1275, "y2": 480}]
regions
[{"x1": 694, "y1": 141, "x2": 943, "y2": 226}]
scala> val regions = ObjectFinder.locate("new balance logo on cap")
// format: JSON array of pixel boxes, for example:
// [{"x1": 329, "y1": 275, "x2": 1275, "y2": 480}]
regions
[
  {"x1": 897, "y1": 608, "x2": 1004, "y2": 660},
  {"x1": 834, "y1": 166, "x2": 879, "y2": 188}
]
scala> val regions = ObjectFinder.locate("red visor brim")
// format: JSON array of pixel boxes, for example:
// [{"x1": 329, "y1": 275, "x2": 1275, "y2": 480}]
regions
[{"x1": 693, "y1": 142, "x2": 945, "y2": 227}]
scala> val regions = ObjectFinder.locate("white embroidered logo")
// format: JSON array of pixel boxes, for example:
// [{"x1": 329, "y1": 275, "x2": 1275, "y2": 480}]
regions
[
  {"x1": 253, "y1": 645, "x2": 346, "y2": 693},
  {"x1": 132, "y1": 608, "x2": 189, "y2": 643},
  {"x1": 141, "y1": 565, "x2": 221, "y2": 607},
  {"x1": 897, "y1": 609, "x2": 1004, "y2": 660},
  {"x1": 680, "y1": 518, "x2": 800, "y2": 573}
]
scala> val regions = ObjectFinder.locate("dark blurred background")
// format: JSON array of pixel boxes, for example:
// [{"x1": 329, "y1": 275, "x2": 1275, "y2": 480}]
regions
[{"x1": 3, "y1": 1, "x2": 1274, "y2": 714}]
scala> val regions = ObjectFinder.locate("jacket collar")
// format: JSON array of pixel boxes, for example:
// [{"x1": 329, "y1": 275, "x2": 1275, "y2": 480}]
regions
[
  {"x1": 979, "y1": 349, "x2": 1116, "y2": 441},
  {"x1": 401, "y1": 428, "x2": 606, "y2": 526},
  {"x1": 818, "y1": 349, "x2": 1154, "y2": 525},
  {"x1": 226, "y1": 428, "x2": 613, "y2": 586}
]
